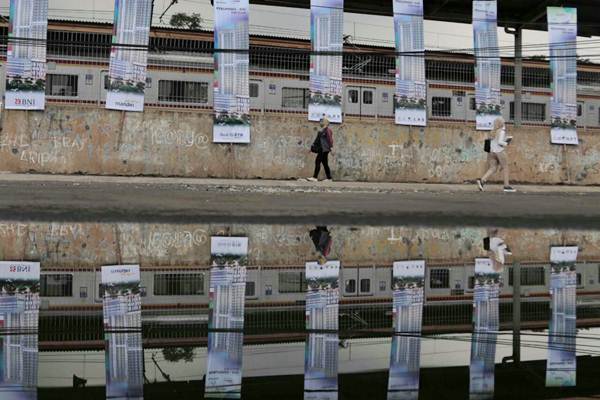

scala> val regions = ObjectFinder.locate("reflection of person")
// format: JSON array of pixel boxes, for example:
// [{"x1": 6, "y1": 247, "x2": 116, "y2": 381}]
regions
[
  {"x1": 310, "y1": 226, "x2": 332, "y2": 258},
  {"x1": 477, "y1": 117, "x2": 516, "y2": 193},
  {"x1": 484, "y1": 229, "x2": 512, "y2": 272},
  {"x1": 307, "y1": 117, "x2": 334, "y2": 182}
]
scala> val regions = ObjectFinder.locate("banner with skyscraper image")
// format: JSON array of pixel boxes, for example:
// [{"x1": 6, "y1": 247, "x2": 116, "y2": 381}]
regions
[
  {"x1": 105, "y1": 0, "x2": 152, "y2": 112},
  {"x1": 5, "y1": 0, "x2": 48, "y2": 110},
  {"x1": 393, "y1": 0, "x2": 426, "y2": 127},
  {"x1": 205, "y1": 237, "x2": 249, "y2": 399},
  {"x1": 387, "y1": 260, "x2": 425, "y2": 400},
  {"x1": 473, "y1": 1, "x2": 501, "y2": 130},
  {"x1": 213, "y1": 0, "x2": 251, "y2": 143},
  {"x1": 546, "y1": 246, "x2": 578, "y2": 387},
  {"x1": 304, "y1": 260, "x2": 340, "y2": 400},
  {"x1": 469, "y1": 258, "x2": 501, "y2": 400},
  {"x1": 548, "y1": 7, "x2": 578, "y2": 145},
  {"x1": 308, "y1": 0, "x2": 344, "y2": 124},
  {"x1": 101, "y1": 265, "x2": 143, "y2": 400},
  {"x1": 0, "y1": 262, "x2": 40, "y2": 400}
]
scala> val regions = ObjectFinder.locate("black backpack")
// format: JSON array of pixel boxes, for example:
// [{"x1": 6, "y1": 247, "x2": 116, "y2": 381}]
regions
[
  {"x1": 310, "y1": 133, "x2": 321, "y2": 153},
  {"x1": 484, "y1": 139, "x2": 491, "y2": 153}
]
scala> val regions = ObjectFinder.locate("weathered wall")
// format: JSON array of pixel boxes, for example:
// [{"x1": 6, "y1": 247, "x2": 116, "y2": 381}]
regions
[
  {"x1": 1, "y1": 105, "x2": 599, "y2": 184},
  {"x1": 0, "y1": 222, "x2": 598, "y2": 268}
]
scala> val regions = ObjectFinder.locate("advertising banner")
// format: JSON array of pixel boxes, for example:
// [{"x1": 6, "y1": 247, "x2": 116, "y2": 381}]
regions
[
  {"x1": 101, "y1": 265, "x2": 143, "y2": 400},
  {"x1": 5, "y1": 0, "x2": 48, "y2": 110},
  {"x1": 304, "y1": 261, "x2": 340, "y2": 400},
  {"x1": 0, "y1": 261, "x2": 40, "y2": 400},
  {"x1": 205, "y1": 237, "x2": 249, "y2": 399},
  {"x1": 473, "y1": 1, "x2": 501, "y2": 130},
  {"x1": 548, "y1": 7, "x2": 578, "y2": 145},
  {"x1": 213, "y1": 0, "x2": 251, "y2": 143},
  {"x1": 308, "y1": 0, "x2": 344, "y2": 124},
  {"x1": 387, "y1": 260, "x2": 425, "y2": 400},
  {"x1": 393, "y1": 0, "x2": 426, "y2": 127},
  {"x1": 105, "y1": 0, "x2": 152, "y2": 112},
  {"x1": 469, "y1": 258, "x2": 501, "y2": 400},
  {"x1": 546, "y1": 246, "x2": 578, "y2": 387}
]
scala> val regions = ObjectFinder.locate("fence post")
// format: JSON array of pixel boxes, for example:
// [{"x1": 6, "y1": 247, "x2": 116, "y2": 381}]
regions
[{"x1": 512, "y1": 261, "x2": 521, "y2": 364}]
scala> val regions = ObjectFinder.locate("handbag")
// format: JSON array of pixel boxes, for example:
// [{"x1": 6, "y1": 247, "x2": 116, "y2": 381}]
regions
[
  {"x1": 310, "y1": 134, "x2": 321, "y2": 153},
  {"x1": 484, "y1": 139, "x2": 491, "y2": 153}
]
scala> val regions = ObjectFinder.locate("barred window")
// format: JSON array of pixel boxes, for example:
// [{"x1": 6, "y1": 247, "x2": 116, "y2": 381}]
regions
[
  {"x1": 360, "y1": 278, "x2": 370, "y2": 293},
  {"x1": 430, "y1": 269, "x2": 449, "y2": 289},
  {"x1": 510, "y1": 102, "x2": 546, "y2": 122},
  {"x1": 40, "y1": 274, "x2": 73, "y2": 297},
  {"x1": 348, "y1": 89, "x2": 359, "y2": 104},
  {"x1": 158, "y1": 80, "x2": 208, "y2": 103},
  {"x1": 46, "y1": 74, "x2": 78, "y2": 96},
  {"x1": 154, "y1": 273, "x2": 204, "y2": 295},
  {"x1": 345, "y1": 279, "x2": 356, "y2": 293},
  {"x1": 281, "y1": 87, "x2": 309, "y2": 109},
  {"x1": 278, "y1": 271, "x2": 306, "y2": 293},
  {"x1": 431, "y1": 97, "x2": 451, "y2": 117},
  {"x1": 249, "y1": 82, "x2": 259, "y2": 98},
  {"x1": 245, "y1": 281, "x2": 256, "y2": 297},
  {"x1": 508, "y1": 267, "x2": 545, "y2": 286},
  {"x1": 362, "y1": 90, "x2": 373, "y2": 105}
]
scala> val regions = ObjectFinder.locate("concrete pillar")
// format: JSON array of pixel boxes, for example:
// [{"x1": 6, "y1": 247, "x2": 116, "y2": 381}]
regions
[
  {"x1": 512, "y1": 262, "x2": 521, "y2": 364},
  {"x1": 514, "y1": 28, "x2": 523, "y2": 128}
]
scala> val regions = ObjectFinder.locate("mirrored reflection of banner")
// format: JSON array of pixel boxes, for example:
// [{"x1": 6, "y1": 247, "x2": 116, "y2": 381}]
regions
[
  {"x1": 0, "y1": 262, "x2": 40, "y2": 400},
  {"x1": 473, "y1": 1, "x2": 501, "y2": 130},
  {"x1": 5, "y1": 0, "x2": 48, "y2": 110},
  {"x1": 387, "y1": 260, "x2": 425, "y2": 400},
  {"x1": 213, "y1": 0, "x2": 251, "y2": 144},
  {"x1": 304, "y1": 261, "x2": 340, "y2": 400},
  {"x1": 101, "y1": 265, "x2": 143, "y2": 400},
  {"x1": 205, "y1": 237, "x2": 249, "y2": 399},
  {"x1": 105, "y1": 0, "x2": 152, "y2": 112},
  {"x1": 548, "y1": 7, "x2": 578, "y2": 145},
  {"x1": 469, "y1": 258, "x2": 501, "y2": 400},
  {"x1": 546, "y1": 246, "x2": 578, "y2": 387},
  {"x1": 393, "y1": 0, "x2": 426, "y2": 127},
  {"x1": 308, "y1": 0, "x2": 344, "y2": 124}
]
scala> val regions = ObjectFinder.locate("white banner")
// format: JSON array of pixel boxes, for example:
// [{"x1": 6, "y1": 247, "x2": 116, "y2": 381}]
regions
[
  {"x1": 0, "y1": 261, "x2": 40, "y2": 280},
  {"x1": 101, "y1": 264, "x2": 141, "y2": 285},
  {"x1": 210, "y1": 236, "x2": 249, "y2": 257}
]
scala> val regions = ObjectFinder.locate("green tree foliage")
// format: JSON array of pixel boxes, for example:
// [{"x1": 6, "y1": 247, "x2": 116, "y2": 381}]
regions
[{"x1": 169, "y1": 13, "x2": 202, "y2": 30}]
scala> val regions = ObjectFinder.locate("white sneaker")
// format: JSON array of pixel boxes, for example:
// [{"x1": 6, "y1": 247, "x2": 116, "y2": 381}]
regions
[{"x1": 306, "y1": 177, "x2": 318, "y2": 182}]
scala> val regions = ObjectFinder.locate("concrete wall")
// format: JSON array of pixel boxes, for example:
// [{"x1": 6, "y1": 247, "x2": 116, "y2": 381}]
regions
[{"x1": 1, "y1": 105, "x2": 599, "y2": 184}]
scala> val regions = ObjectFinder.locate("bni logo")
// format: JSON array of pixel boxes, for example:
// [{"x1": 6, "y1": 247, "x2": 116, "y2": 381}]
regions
[{"x1": 15, "y1": 98, "x2": 35, "y2": 106}]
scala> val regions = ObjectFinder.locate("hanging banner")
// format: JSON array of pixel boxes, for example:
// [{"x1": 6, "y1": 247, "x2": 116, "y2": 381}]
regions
[
  {"x1": 205, "y1": 237, "x2": 249, "y2": 399},
  {"x1": 213, "y1": 0, "x2": 251, "y2": 144},
  {"x1": 308, "y1": 0, "x2": 344, "y2": 124},
  {"x1": 101, "y1": 265, "x2": 144, "y2": 400},
  {"x1": 0, "y1": 261, "x2": 40, "y2": 400},
  {"x1": 393, "y1": 0, "x2": 426, "y2": 127},
  {"x1": 387, "y1": 260, "x2": 425, "y2": 400},
  {"x1": 473, "y1": 1, "x2": 501, "y2": 130},
  {"x1": 105, "y1": 0, "x2": 152, "y2": 112},
  {"x1": 5, "y1": 0, "x2": 48, "y2": 110},
  {"x1": 304, "y1": 260, "x2": 340, "y2": 400},
  {"x1": 469, "y1": 258, "x2": 501, "y2": 400},
  {"x1": 546, "y1": 246, "x2": 578, "y2": 387},
  {"x1": 548, "y1": 7, "x2": 578, "y2": 145}
]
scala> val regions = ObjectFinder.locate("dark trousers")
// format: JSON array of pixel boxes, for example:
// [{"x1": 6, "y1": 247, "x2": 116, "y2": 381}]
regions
[{"x1": 313, "y1": 151, "x2": 332, "y2": 179}]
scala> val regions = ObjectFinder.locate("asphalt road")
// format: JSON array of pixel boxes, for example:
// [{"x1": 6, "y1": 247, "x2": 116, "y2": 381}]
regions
[{"x1": 1, "y1": 177, "x2": 599, "y2": 228}]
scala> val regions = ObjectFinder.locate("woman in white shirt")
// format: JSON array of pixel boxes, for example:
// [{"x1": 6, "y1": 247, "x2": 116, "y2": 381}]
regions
[{"x1": 477, "y1": 117, "x2": 515, "y2": 192}]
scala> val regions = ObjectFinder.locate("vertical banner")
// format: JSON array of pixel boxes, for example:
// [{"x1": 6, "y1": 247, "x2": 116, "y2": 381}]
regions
[
  {"x1": 101, "y1": 265, "x2": 144, "y2": 400},
  {"x1": 5, "y1": 0, "x2": 48, "y2": 110},
  {"x1": 473, "y1": 1, "x2": 501, "y2": 130},
  {"x1": 308, "y1": 0, "x2": 344, "y2": 124},
  {"x1": 387, "y1": 261, "x2": 425, "y2": 400},
  {"x1": 393, "y1": 0, "x2": 426, "y2": 127},
  {"x1": 546, "y1": 246, "x2": 578, "y2": 387},
  {"x1": 0, "y1": 262, "x2": 40, "y2": 400},
  {"x1": 469, "y1": 258, "x2": 501, "y2": 400},
  {"x1": 213, "y1": 0, "x2": 251, "y2": 144},
  {"x1": 205, "y1": 237, "x2": 249, "y2": 399},
  {"x1": 548, "y1": 7, "x2": 578, "y2": 145},
  {"x1": 106, "y1": 0, "x2": 152, "y2": 112},
  {"x1": 304, "y1": 261, "x2": 340, "y2": 400}
]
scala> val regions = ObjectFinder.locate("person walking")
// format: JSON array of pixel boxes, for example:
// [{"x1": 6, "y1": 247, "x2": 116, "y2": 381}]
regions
[
  {"x1": 307, "y1": 117, "x2": 334, "y2": 182},
  {"x1": 477, "y1": 117, "x2": 515, "y2": 193}
]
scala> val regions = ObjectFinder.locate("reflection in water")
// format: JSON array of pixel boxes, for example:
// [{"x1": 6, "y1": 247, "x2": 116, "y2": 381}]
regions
[
  {"x1": 102, "y1": 265, "x2": 143, "y2": 400},
  {"x1": 0, "y1": 262, "x2": 40, "y2": 400}
]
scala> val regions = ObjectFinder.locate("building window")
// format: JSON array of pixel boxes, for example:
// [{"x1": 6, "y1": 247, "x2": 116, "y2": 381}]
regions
[
  {"x1": 577, "y1": 103, "x2": 583, "y2": 117},
  {"x1": 250, "y1": 82, "x2": 259, "y2": 98},
  {"x1": 345, "y1": 279, "x2": 356, "y2": 293},
  {"x1": 362, "y1": 90, "x2": 373, "y2": 105},
  {"x1": 46, "y1": 74, "x2": 78, "y2": 96},
  {"x1": 360, "y1": 278, "x2": 370, "y2": 293},
  {"x1": 379, "y1": 280, "x2": 386, "y2": 291},
  {"x1": 278, "y1": 272, "x2": 306, "y2": 293},
  {"x1": 80, "y1": 287, "x2": 88, "y2": 298},
  {"x1": 158, "y1": 80, "x2": 208, "y2": 103},
  {"x1": 577, "y1": 273, "x2": 582, "y2": 286},
  {"x1": 430, "y1": 269, "x2": 449, "y2": 289},
  {"x1": 265, "y1": 284, "x2": 273, "y2": 296},
  {"x1": 245, "y1": 281, "x2": 256, "y2": 297},
  {"x1": 348, "y1": 89, "x2": 359, "y2": 104},
  {"x1": 281, "y1": 87, "x2": 309, "y2": 109},
  {"x1": 153, "y1": 273, "x2": 204, "y2": 295},
  {"x1": 431, "y1": 97, "x2": 451, "y2": 117},
  {"x1": 40, "y1": 274, "x2": 73, "y2": 297},
  {"x1": 468, "y1": 276, "x2": 475, "y2": 289},
  {"x1": 509, "y1": 102, "x2": 546, "y2": 122},
  {"x1": 508, "y1": 267, "x2": 545, "y2": 286},
  {"x1": 469, "y1": 97, "x2": 477, "y2": 111}
]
